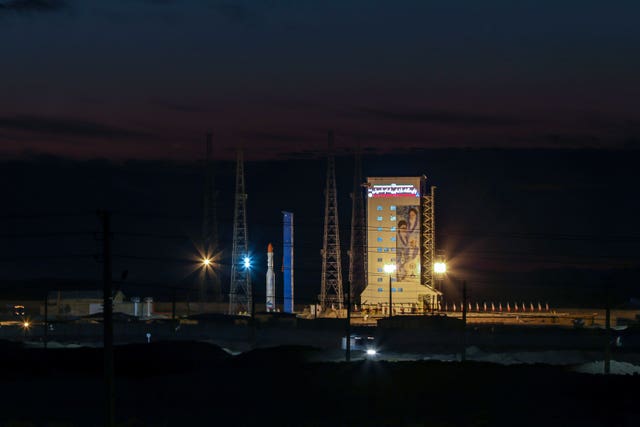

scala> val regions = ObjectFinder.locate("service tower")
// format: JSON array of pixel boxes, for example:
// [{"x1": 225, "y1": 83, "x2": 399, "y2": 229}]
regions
[{"x1": 360, "y1": 177, "x2": 440, "y2": 312}]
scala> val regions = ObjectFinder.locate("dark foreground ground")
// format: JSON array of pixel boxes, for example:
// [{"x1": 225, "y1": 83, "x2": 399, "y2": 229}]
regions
[{"x1": 1, "y1": 340, "x2": 638, "y2": 427}]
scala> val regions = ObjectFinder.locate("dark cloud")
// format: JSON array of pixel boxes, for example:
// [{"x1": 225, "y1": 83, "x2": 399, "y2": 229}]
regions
[
  {"x1": 277, "y1": 149, "x2": 324, "y2": 160},
  {"x1": 0, "y1": 0, "x2": 66, "y2": 13},
  {"x1": 0, "y1": 115, "x2": 148, "y2": 139},
  {"x1": 543, "y1": 133, "x2": 603, "y2": 148},
  {"x1": 622, "y1": 138, "x2": 640, "y2": 150},
  {"x1": 338, "y1": 130, "x2": 430, "y2": 144},
  {"x1": 353, "y1": 107, "x2": 523, "y2": 127},
  {"x1": 239, "y1": 131, "x2": 310, "y2": 144},
  {"x1": 581, "y1": 113, "x2": 640, "y2": 133}
]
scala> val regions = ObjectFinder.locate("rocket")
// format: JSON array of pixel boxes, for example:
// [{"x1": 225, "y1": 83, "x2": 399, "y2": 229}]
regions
[{"x1": 266, "y1": 243, "x2": 275, "y2": 312}]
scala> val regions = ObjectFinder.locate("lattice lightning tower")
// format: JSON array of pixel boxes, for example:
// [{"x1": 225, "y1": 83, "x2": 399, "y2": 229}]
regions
[
  {"x1": 348, "y1": 143, "x2": 366, "y2": 303},
  {"x1": 320, "y1": 131, "x2": 344, "y2": 310},
  {"x1": 201, "y1": 133, "x2": 221, "y2": 302},
  {"x1": 229, "y1": 148, "x2": 251, "y2": 314}
]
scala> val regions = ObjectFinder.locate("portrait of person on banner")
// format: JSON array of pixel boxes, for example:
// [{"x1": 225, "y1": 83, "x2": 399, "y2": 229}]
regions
[{"x1": 396, "y1": 206, "x2": 420, "y2": 283}]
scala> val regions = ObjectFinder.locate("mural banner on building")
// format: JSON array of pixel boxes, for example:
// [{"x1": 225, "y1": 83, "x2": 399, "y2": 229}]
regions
[{"x1": 396, "y1": 205, "x2": 420, "y2": 284}]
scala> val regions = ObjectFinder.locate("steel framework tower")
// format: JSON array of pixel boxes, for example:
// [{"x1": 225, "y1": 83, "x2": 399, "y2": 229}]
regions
[
  {"x1": 229, "y1": 149, "x2": 251, "y2": 315},
  {"x1": 421, "y1": 184, "x2": 436, "y2": 290},
  {"x1": 320, "y1": 131, "x2": 344, "y2": 310},
  {"x1": 348, "y1": 144, "x2": 366, "y2": 304},
  {"x1": 201, "y1": 133, "x2": 221, "y2": 303}
]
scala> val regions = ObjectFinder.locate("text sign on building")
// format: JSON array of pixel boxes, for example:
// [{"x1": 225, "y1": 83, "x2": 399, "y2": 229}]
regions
[{"x1": 367, "y1": 184, "x2": 420, "y2": 198}]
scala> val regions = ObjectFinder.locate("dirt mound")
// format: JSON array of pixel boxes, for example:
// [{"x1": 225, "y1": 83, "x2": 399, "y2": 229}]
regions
[{"x1": 232, "y1": 345, "x2": 323, "y2": 366}]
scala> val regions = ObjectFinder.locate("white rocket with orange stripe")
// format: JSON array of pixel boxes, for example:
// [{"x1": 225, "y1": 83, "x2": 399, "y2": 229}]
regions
[{"x1": 266, "y1": 243, "x2": 275, "y2": 312}]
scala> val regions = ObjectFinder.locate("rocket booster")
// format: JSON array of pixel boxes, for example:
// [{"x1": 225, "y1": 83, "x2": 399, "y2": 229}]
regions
[{"x1": 266, "y1": 243, "x2": 275, "y2": 312}]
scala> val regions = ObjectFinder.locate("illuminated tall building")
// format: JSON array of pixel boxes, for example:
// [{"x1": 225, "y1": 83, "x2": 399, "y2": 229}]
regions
[{"x1": 360, "y1": 177, "x2": 440, "y2": 312}]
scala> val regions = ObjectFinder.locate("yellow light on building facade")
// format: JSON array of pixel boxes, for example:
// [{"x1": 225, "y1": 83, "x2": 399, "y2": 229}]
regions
[{"x1": 434, "y1": 262, "x2": 446, "y2": 274}]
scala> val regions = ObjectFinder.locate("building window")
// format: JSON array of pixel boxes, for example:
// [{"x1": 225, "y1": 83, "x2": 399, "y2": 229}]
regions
[
  {"x1": 383, "y1": 248, "x2": 389, "y2": 252},
  {"x1": 376, "y1": 205, "x2": 383, "y2": 211},
  {"x1": 391, "y1": 226, "x2": 396, "y2": 231},
  {"x1": 377, "y1": 287, "x2": 383, "y2": 291},
  {"x1": 377, "y1": 216, "x2": 383, "y2": 221},
  {"x1": 392, "y1": 287, "x2": 396, "y2": 292},
  {"x1": 377, "y1": 237, "x2": 383, "y2": 242},
  {"x1": 377, "y1": 258, "x2": 383, "y2": 262},
  {"x1": 377, "y1": 227, "x2": 383, "y2": 231},
  {"x1": 390, "y1": 216, "x2": 396, "y2": 221},
  {"x1": 398, "y1": 288, "x2": 403, "y2": 292},
  {"x1": 390, "y1": 205, "x2": 396, "y2": 211},
  {"x1": 391, "y1": 248, "x2": 396, "y2": 253},
  {"x1": 390, "y1": 258, "x2": 395, "y2": 262},
  {"x1": 390, "y1": 237, "x2": 396, "y2": 242},
  {"x1": 377, "y1": 279, "x2": 383, "y2": 283},
  {"x1": 377, "y1": 247, "x2": 382, "y2": 252},
  {"x1": 377, "y1": 267, "x2": 383, "y2": 273}
]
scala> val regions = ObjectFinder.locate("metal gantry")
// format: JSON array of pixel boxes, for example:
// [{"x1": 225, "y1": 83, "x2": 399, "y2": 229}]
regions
[
  {"x1": 201, "y1": 133, "x2": 221, "y2": 303},
  {"x1": 421, "y1": 184, "x2": 436, "y2": 290},
  {"x1": 320, "y1": 131, "x2": 344, "y2": 310},
  {"x1": 348, "y1": 143, "x2": 366, "y2": 304},
  {"x1": 229, "y1": 148, "x2": 251, "y2": 315}
]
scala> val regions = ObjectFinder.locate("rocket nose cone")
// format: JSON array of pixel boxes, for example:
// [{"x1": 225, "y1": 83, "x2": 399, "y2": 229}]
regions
[{"x1": 267, "y1": 243, "x2": 273, "y2": 253}]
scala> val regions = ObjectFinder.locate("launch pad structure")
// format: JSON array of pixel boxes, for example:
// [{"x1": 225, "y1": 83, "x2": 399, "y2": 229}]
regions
[
  {"x1": 320, "y1": 131, "x2": 344, "y2": 311},
  {"x1": 200, "y1": 133, "x2": 221, "y2": 304},
  {"x1": 229, "y1": 149, "x2": 251, "y2": 315},
  {"x1": 318, "y1": 132, "x2": 441, "y2": 316},
  {"x1": 359, "y1": 176, "x2": 441, "y2": 313}
]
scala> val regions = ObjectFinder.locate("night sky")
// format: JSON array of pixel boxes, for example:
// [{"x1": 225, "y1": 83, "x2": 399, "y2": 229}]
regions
[
  {"x1": 1, "y1": 1, "x2": 639, "y2": 306},
  {"x1": 2, "y1": 0, "x2": 639, "y2": 159}
]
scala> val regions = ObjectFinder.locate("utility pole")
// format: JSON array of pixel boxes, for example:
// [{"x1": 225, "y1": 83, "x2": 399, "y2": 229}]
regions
[
  {"x1": 202, "y1": 133, "x2": 221, "y2": 304},
  {"x1": 604, "y1": 283, "x2": 611, "y2": 375},
  {"x1": 461, "y1": 281, "x2": 467, "y2": 362},
  {"x1": 251, "y1": 278, "x2": 256, "y2": 319},
  {"x1": 43, "y1": 291, "x2": 48, "y2": 351},
  {"x1": 171, "y1": 288, "x2": 177, "y2": 321},
  {"x1": 250, "y1": 279, "x2": 256, "y2": 347},
  {"x1": 348, "y1": 143, "x2": 366, "y2": 303},
  {"x1": 346, "y1": 280, "x2": 351, "y2": 362},
  {"x1": 388, "y1": 274, "x2": 393, "y2": 318},
  {"x1": 100, "y1": 210, "x2": 115, "y2": 427}
]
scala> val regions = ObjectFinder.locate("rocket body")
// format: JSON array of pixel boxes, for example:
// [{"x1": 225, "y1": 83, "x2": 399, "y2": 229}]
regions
[{"x1": 266, "y1": 243, "x2": 275, "y2": 312}]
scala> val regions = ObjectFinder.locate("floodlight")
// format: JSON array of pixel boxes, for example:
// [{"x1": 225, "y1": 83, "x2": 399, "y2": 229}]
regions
[
  {"x1": 434, "y1": 262, "x2": 447, "y2": 274},
  {"x1": 383, "y1": 264, "x2": 396, "y2": 274}
]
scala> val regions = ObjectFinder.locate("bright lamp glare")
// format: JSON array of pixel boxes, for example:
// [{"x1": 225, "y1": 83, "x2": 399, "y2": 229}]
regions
[
  {"x1": 434, "y1": 262, "x2": 446, "y2": 274},
  {"x1": 243, "y1": 257, "x2": 251, "y2": 269},
  {"x1": 383, "y1": 264, "x2": 396, "y2": 274},
  {"x1": 366, "y1": 349, "x2": 377, "y2": 356},
  {"x1": 202, "y1": 258, "x2": 211, "y2": 266}
]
